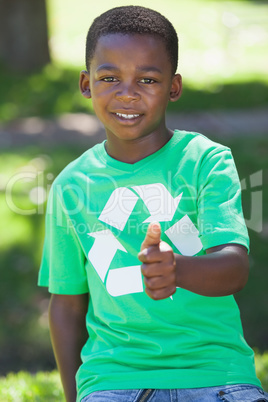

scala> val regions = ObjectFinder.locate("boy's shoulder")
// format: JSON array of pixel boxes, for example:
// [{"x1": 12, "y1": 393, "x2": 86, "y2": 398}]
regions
[
  {"x1": 52, "y1": 141, "x2": 104, "y2": 187},
  {"x1": 174, "y1": 129, "x2": 230, "y2": 156}
]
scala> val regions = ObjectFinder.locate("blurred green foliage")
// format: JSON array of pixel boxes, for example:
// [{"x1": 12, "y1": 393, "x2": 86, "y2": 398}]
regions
[
  {"x1": 48, "y1": 0, "x2": 268, "y2": 84},
  {"x1": 255, "y1": 351, "x2": 268, "y2": 392},
  {"x1": 0, "y1": 65, "x2": 90, "y2": 123},
  {"x1": 1, "y1": 0, "x2": 268, "y2": 122},
  {"x1": 0, "y1": 63, "x2": 268, "y2": 123},
  {"x1": 0, "y1": 371, "x2": 64, "y2": 401},
  {"x1": 0, "y1": 350, "x2": 267, "y2": 400},
  {"x1": 0, "y1": 145, "x2": 86, "y2": 374}
]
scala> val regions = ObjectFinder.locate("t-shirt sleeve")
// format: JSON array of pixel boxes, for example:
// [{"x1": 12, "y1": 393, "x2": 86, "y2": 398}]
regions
[
  {"x1": 197, "y1": 147, "x2": 249, "y2": 251},
  {"x1": 38, "y1": 184, "x2": 89, "y2": 294}
]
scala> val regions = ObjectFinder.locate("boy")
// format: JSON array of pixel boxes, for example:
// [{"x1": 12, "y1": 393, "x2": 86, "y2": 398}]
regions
[{"x1": 38, "y1": 6, "x2": 268, "y2": 402}]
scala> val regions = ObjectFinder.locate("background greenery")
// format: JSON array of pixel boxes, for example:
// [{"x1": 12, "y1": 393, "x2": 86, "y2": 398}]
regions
[
  {"x1": 0, "y1": 352, "x2": 268, "y2": 401},
  {"x1": 1, "y1": 0, "x2": 268, "y2": 122},
  {"x1": 0, "y1": 0, "x2": 267, "y2": 397}
]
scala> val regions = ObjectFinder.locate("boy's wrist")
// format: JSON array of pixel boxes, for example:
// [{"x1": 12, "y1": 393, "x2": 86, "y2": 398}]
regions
[{"x1": 174, "y1": 253, "x2": 190, "y2": 289}]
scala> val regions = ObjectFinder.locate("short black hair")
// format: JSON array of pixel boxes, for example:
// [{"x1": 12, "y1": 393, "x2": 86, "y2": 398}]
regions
[{"x1": 85, "y1": 6, "x2": 178, "y2": 75}]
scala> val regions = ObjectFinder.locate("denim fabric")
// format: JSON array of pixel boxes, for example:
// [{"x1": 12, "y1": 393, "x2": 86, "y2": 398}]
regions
[{"x1": 81, "y1": 384, "x2": 268, "y2": 402}]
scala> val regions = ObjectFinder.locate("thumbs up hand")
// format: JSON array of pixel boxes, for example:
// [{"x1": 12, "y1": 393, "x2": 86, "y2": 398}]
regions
[{"x1": 138, "y1": 222, "x2": 176, "y2": 300}]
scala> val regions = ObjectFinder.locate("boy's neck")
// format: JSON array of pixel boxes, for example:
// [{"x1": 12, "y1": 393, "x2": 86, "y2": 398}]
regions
[{"x1": 105, "y1": 128, "x2": 174, "y2": 164}]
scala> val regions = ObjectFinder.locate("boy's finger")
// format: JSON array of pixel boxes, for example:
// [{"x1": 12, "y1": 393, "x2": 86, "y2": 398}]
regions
[
  {"x1": 141, "y1": 260, "x2": 175, "y2": 278},
  {"x1": 138, "y1": 241, "x2": 173, "y2": 263},
  {"x1": 145, "y1": 285, "x2": 176, "y2": 301},
  {"x1": 140, "y1": 222, "x2": 161, "y2": 252}
]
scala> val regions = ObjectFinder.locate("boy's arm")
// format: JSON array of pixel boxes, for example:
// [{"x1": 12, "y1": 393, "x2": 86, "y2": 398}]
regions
[
  {"x1": 174, "y1": 243, "x2": 249, "y2": 297},
  {"x1": 49, "y1": 293, "x2": 89, "y2": 402},
  {"x1": 138, "y1": 222, "x2": 249, "y2": 300}
]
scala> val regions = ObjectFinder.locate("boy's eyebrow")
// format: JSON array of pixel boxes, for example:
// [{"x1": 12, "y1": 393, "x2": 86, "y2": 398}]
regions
[
  {"x1": 136, "y1": 65, "x2": 163, "y2": 74},
  {"x1": 96, "y1": 64, "x2": 120, "y2": 73},
  {"x1": 95, "y1": 64, "x2": 163, "y2": 74}
]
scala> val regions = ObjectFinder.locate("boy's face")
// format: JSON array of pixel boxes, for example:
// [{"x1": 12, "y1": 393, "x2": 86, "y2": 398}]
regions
[{"x1": 80, "y1": 33, "x2": 182, "y2": 144}]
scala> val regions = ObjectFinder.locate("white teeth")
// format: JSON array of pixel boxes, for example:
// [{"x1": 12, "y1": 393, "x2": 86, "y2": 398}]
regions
[{"x1": 116, "y1": 113, "x2": 140, "y2": 119}]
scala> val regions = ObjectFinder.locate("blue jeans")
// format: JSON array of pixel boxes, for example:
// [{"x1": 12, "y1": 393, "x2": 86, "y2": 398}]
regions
[{"x1": 81, "y1": 384, "x2": 268, "y2": 401}]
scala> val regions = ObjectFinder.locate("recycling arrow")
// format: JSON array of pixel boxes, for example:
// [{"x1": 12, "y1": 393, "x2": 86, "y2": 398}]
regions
[
  {"x1": 106, "y1": 265, "x2": 143, "y2": 297},
  {"x1": 98, "y1": 187, "x2": 139, "y2": 230},
  {"x1": 87, "y1": 184, "x2": 203, "y2": 298},
  {"x1": 165, "y1": 215, "x2": 203, "y2": 256},
  {"x1": 132, "y1": 183, "x2": 182, "y2": 223},
  {"x1": 87, "y1": 229, "x2": 127, "y2": 281}
]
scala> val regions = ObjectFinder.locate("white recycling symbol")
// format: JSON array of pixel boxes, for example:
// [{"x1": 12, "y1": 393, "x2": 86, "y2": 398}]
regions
[{"x1": 87, "y1": 183, "x2": 202, "y2": 297}]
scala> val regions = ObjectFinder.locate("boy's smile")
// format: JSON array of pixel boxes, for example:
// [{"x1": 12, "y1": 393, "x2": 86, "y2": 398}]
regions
[{"x1": 80, "y1": 33, "x2": 182, "y2": 163}]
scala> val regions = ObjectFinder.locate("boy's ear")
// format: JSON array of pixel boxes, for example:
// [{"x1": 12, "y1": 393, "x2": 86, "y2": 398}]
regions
[
  {"x1": 79, "y1": 70, "x2": 91, "y2": 99},
  {"x1": 169, "y1": 73, "x2": 182, "y2": 102}
]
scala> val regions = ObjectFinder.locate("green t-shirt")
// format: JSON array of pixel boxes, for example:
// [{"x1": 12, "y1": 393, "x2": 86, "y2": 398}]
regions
[{"x1": 38, "y1": 130, "x2": 260, "y2": 401}]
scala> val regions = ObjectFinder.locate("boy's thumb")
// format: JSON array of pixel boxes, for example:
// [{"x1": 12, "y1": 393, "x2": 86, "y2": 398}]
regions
[{"x1": 140, "y1": 222, "x2": 161, "y2": 252}]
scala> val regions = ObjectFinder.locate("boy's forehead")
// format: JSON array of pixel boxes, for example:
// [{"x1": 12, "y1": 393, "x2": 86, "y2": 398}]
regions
[{"x1": 91, "y1": 33, "x2": 171, "y2": 70}]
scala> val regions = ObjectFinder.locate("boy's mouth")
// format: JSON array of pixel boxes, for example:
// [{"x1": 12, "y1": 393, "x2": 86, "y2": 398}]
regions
[{"x1": 115, "y1": 112, "x2": 141, "y2": 120}]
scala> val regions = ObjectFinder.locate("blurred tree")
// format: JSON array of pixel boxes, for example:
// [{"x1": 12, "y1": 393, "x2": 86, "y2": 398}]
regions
[{"x1": 0, "y1": 0, "x2": 50, "y2": 73}]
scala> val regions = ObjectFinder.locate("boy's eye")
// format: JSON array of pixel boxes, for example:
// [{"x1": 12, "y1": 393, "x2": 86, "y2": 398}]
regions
[
  {"x1": 102, "y1": 77, "x2": 117, "y2": 82},
  {"x1": 140, "y1": 78, "x2": 156, "y2": 84}
]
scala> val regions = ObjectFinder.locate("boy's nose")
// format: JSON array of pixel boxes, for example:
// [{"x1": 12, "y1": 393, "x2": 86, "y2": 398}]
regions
[{"x1": 115, "y1": 83, "x2": 140, "y2": 102}]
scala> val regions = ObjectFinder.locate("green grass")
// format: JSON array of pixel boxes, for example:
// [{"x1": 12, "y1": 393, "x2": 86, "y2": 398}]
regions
[
  {"x1": 0, "y1": 371, "x2": 64, "y2": 402},
  {"x1": 0, "y1": 350, "x2": 267, "y2": 400},
  {"x1": 255, "y1": 351, "x2": 268, "y2": 392}
]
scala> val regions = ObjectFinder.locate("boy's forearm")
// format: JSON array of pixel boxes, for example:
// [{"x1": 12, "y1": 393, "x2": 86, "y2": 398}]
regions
[
  {"x1": 49, "y1": 294, "x2": 89, "y2": 402},
  {"x1": 175, "y1": 244, "x2": 249, "y2": 297},
  {"x1": 139, "y1": 224, "x2": 249, "y2": 300}
]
